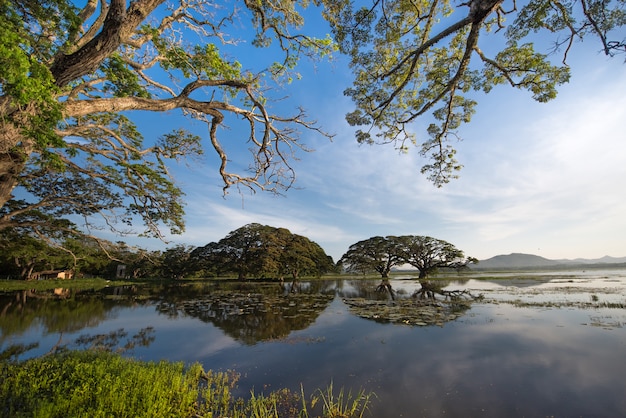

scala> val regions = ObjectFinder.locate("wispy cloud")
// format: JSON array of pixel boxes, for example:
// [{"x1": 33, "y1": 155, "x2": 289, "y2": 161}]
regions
[{"x1": 164, "y1": 49, "x2": 626, "y2": 261}]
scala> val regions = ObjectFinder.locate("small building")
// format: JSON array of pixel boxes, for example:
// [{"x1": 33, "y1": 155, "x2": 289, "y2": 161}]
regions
[
  {"x1": 116, "y1": 264, "x2": 127, "y2": 279},
  {"x1": 32, "y1": 270, "x2": 74, "y2": 280}
]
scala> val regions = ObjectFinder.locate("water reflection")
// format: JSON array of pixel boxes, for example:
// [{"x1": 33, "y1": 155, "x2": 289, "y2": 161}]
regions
[
  {"x1": 0, "y1": 289, "x2": 114, "y2": 342},
  {"x1": 0, "y1": 285, "x2": 161, "y2": 355},
  {"x1": 342, "y1": 279, "x2": 481, "y2": 326},
  {"x1": 1, "y1": 272, "x2": 626, "y2": 417},
  {"x1": 156, "y1": 292, "x2": 334, "y2": 344}
]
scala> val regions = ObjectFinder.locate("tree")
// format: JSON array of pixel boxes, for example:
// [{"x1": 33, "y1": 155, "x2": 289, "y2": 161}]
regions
[
  {"x1": 189, "y1": 241, "x2": 224, "y2": 278},
  {"x1": 278, "y1": 231, "x2": 336, "y2": 279},
  {"x1": 209, "y1": 223, "x2": 276, "y2": 280},
  {"x1": 322, "y1": 0, "x2": 625, "y2": 186},
  {"x1": 192, "y1": 223, "x2": 334, "y2": 279},
  {"x1": 0, "y1": 0, "x2": 335, "y2": 243},
  {"x1": 395, "y1": 235, "x2": 472, "y2": 278},
  {"x1": 0, "y1": 202, "x2": 87, "y2": 279},
  {"x1": 0, "y1": 231, "x2": 52, "y2": 279},
  {"x1": 338, "y1": 236, "x2": 404, "y2": 278},
  {"x1": 160, "y1": 244, "x2": 196, "y2": 279},
  {"x1": 339, "y1": 234, "x2": 474, "y2": 278},
  {"x1": 100, "y1": 242, "x2": 162, "y2": 279}
]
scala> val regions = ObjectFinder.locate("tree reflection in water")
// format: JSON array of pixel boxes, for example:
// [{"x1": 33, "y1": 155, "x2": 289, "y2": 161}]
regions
[
  {"x1": 0, "y1": 287, "x2": 152, "y2": 359},
  {"x1": 3, "y1": 275, "x2": 626, "y2": 417},
  {"x1": 155, "y1": 282, "x2": 335, "y2": 345},
  {"x1": 376, "y1": 278, "x2": 395, "y2": 300},
  {"x1": 344, "y1": 278, "x2": 482, "y2": 326},
  {"x1": 0, "y1": 279, "x2": 479, "y2": 355}
]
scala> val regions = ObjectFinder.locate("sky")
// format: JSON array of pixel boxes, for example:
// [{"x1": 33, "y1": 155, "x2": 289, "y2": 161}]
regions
[{"x1": 118, "y1": 6, "x2": 626, "y2": 263}]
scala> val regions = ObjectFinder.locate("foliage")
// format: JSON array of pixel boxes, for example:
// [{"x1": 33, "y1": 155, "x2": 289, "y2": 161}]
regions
[
  {"x1": 0, "y1": 220, "x2": 335, "y2": 281},
  {"x1": 339, "y1": 235, "x2": 474, "y2": 278},
  {"x1": 0, "y1": 350, "x2": 373, "y2": 418},
  {"x1": 107, "y1": 242, "x2": 163, "y2": 279},
  {"x1": 338, "y1": 236, "x2": 404, "y2": 278},
  {"x1": 0, "y1": 214, "x2": 161, "y2": 280},
  {"x1": 160, "y1": 244, "x2": 197, "y2": 280},
  {"x1": 0, "y1": 206, "x2": 105, "y2": 279},
  {"x1": 192, "y1": 223, "x2": 336, "y2": 279},
  {"x1": 0, "y1": 0, "x2": 335, "y2": 246},
  {"x1": 0, "y1": 350, "x2": 203, "y2": 417},
  {"x1": 394, "y1": 235, "x2": 472, "y2": 278},
  {"x1": 322, "y1": 0, "x2": 625, "y2": 186}
]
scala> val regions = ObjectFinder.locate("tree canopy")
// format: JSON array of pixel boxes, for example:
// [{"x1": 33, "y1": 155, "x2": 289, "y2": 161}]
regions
[
  {"x1": 0, "y1": 0, "x2": 334, "y2": 244},
  {"x1": 322, "y1": 0, "x2": 625, "y2": 186},
  {"x1": 394, "y1": 235, "x2": 477, "y2": 278},
  {"x1": 338, "y1": 236, "x2": 404, "y2": 278},
  {"x1": 191, "y1": 223, "x2": 335, "y2": 279},
  {"x1": 0, "y1": 0, "x2": 623, "y2": 251},
  {"x1": 339, "y1": 235, "x2": 475, "y2": 278}
]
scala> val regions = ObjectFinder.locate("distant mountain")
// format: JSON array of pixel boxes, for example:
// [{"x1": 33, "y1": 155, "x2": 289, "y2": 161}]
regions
[
  {"x1": 474, "y1": 253, "x2": 626, "y2": 269},
  {"x1": 565, "y1": 255, "x2": 626, "y2": 264},
  {"x1": 476, "y1": 253, "x2": 557, "y2": 269}
]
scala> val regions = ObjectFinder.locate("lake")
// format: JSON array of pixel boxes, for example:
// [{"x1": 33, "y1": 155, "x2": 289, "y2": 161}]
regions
[{"x1": 2, "y1": 269, "x2": 626, "y2": 417}]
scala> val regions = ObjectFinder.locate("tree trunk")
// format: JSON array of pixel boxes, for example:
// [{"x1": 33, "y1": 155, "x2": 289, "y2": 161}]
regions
[
  {"x1": 0, "y1": 151, "x2": 24, "y2": 210},
  {"x1": 0, "y1": 0, "x2": 165, "y2": 213},
  {"x1": 50, "y1": 0, "x2": 163, "y2": 88},
  {"x1": 0, "y1": 109, "x2": 32, "y2": 211},
  {"x1": 376, "y1": 279, "x2": 395, "y2": 300}
]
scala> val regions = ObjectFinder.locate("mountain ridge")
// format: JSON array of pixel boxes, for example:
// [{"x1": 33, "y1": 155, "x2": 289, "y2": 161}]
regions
[{"x1": 474, "y1": 253, "x2": 626, "y2": 269}]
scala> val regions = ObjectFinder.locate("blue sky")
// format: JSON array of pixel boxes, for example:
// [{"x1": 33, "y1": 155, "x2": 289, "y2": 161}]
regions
[{"x1": 118, "y1": 7, "x2": 626, "y2": 263}]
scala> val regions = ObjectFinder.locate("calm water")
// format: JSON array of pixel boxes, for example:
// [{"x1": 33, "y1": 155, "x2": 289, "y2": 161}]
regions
[{"x1": 2, "y1": 269, "x2": 626, "y2": 417}]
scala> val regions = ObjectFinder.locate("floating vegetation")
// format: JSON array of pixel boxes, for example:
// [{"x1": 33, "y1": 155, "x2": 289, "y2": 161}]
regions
[
  {"x1": 488, "y1": 298, "x2": 626, "y2": 310},
  {"x1": 267, "y1": 335, "x2": 326, "y2": 344},
  {"x1": 343, "y1": 279, "x2": 483, "y2": 326},
  {"x1": 156, "y1": 291, "x2": 334, "y2": 344},
  {"x1": 587, "y1": 315, "x2": 623, "y2": 329},
  {"x1": 342, "y1": 298, "x2": 472, "y2": 326}
]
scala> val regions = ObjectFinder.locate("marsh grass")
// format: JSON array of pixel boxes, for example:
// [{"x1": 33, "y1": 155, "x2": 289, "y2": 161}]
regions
[
  {"x1": 0, "y1": 350, "x2": 202, "y2": 417},
  {"x1": 309, "y1": 381, "x2": 375, "y2": 418},
  {"x1": 0, "y1": 350, "x2": 374, "y2": 418}
]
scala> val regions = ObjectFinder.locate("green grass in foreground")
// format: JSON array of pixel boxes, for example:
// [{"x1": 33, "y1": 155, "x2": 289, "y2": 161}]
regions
[{"x1": 0, "y1": 350, "x2": 373, "y2": 418}]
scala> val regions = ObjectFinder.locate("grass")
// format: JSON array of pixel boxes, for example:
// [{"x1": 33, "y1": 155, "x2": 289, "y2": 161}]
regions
[
  {"x1": 0, "y1": 350, "x2": 374, "y2": 418},
  {"x1": 0, "y1": 277, "x2": 136, "y2": 292},
  {"x1": 312, "y1": 381, "x2": 375, "y2": 418},
  {"x1": 0, "y1": 274, "x2": 358, "y2": 292},
  {"x1": 0, "y1": 270, "x2": 511, "y2": 293},
  {"x1": 0, "y1": 350, "x2": 202, "y2": 417}
]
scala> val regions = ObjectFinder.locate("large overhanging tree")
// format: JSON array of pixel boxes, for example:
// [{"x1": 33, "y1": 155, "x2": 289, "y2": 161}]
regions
[
  {"x1": 0, "y1": 0, "x2": 334, "y2": 243},
  {"x1": 322, "y1": 0, "x2": 625, "y2": 186},
  {"x1": 1, "y1": 0, "x2": 623, "y2": 250}
]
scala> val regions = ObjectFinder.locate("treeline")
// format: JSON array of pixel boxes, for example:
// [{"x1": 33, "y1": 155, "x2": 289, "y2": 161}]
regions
[
  {"x1": 0, "y1": 223, "x2": 337, "y2": 281},
  {"x1": 1, "y1": 222, "x2": 475, "y2": 281}
]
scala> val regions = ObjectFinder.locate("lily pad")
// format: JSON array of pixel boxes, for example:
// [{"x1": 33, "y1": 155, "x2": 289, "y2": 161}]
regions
[{"x1": 342, "y1": 297, "x2": 472, "y2": 326}]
